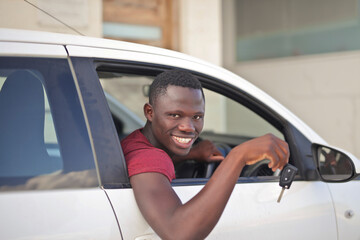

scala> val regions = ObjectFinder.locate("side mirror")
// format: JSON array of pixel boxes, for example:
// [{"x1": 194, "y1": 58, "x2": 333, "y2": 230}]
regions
[{"x1": 312, "y1": 144, "x2": 356, "y2": 182}]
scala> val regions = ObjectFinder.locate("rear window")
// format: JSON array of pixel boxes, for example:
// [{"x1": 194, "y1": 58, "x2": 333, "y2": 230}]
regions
[{"x1": 0, "y1": 58, "x2": 98, "y2": 191}]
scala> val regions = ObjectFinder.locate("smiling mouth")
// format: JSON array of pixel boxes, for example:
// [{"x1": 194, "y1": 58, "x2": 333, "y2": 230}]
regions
[{"x1": 173, "y1": 136, "x2": 193, "y2": 144}]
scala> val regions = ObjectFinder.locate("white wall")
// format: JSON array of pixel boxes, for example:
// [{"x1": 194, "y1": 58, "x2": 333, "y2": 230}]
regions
[
  {"x1": 0, "y1": 0, "x2": 102, "y2": 37},
  {"x1": 179, "y1": 0, "x2": 222, "y2": 66}
]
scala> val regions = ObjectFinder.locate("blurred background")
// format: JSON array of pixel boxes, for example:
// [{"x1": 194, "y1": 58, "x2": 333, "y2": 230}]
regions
[{"x1": 0, "y1": 0, "x2": 359, "y2": 159}]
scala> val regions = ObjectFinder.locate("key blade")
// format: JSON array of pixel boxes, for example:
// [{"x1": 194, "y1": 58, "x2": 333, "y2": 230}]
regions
[{"x1": 277, "y1": 187, "x2": 285, "y2": 203}]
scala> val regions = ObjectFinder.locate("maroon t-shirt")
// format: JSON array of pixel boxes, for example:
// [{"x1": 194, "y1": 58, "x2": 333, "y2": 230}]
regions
[{"x1": 121, "y1": 129, "x2": 175, "y2": 182}]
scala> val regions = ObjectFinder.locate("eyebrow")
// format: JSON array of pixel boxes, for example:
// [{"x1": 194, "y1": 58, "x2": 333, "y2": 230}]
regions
[{"x1": 165, "y1": 110, "x2": 204, "y2": 115}]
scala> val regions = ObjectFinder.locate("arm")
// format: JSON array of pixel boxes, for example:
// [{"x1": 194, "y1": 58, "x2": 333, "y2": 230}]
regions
[
  {"x1": 172, "y1": 139, "x2": 225, "y2": 163},
  {"x1": 130, "y1": 133, "x2": 289, "y2": 240}
]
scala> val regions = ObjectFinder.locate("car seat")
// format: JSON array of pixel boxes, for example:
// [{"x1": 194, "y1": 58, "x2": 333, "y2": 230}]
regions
[{"x1": 0, "y1": 70, "x2": 56, "y2": 178}]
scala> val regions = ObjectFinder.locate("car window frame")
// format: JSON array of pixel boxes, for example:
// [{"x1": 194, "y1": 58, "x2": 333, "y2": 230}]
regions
[{"x1": 87, "y1": 59, "x2": 317, "y2": 188}]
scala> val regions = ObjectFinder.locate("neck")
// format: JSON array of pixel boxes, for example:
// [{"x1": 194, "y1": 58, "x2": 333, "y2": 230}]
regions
[
  {"x1": 141, "y1": 122, "x2": 153, "y2": 144},
  {"x1": 141, "y1": 122, "x2": 173, "y2": 158}
]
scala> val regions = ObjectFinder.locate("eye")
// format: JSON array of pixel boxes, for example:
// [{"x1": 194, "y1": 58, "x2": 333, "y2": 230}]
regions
[
  {"x1": 169, "y1": 113, "x2": 180, "y2": 118},
  {"x1": 193, "y1": 115, "x2": 203, "y2": 120}
]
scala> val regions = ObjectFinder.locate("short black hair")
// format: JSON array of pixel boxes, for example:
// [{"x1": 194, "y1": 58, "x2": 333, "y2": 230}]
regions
[{"x1": 149, "y1": 69, "x2": 204, "y2": 105}]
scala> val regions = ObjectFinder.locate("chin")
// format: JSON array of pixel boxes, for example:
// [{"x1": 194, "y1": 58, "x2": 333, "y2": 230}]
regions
[{"x1": 173, "y1": 148, "x2": 191, "y2": 157}]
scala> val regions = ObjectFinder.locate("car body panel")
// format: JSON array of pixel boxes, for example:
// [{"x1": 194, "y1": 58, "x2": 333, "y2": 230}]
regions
[
  {"x1": 327, "y1": 181, "x2": 360, "y2": 239},
  {"x1": 0, "y1": 42, "x2": 67, "y2": 58},
  {"x1": 0, "y1": 189, "x2": 121, "y2": 240},
  {"x1": 105, "y1": 181, "x2": 337, "y2": 240}
]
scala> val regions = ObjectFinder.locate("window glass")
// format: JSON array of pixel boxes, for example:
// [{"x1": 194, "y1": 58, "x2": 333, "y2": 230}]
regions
[
  {"x1": 102, "y1": 1, "x2": 177, "y2": 49},
  {"x1": 0, "y1": 58, "x2": 97, "y2": 191},
  {"x1": 0, "y1": 69, "x2": 62, "y2": 177},
  {"x1": 234, "y1": 0, "x2": 360, "y2": 61}
]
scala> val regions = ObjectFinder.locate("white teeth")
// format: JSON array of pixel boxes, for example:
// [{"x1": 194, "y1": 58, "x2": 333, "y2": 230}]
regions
[{"x1": 173, "y1": 136, "x2": 192, "y2": 144}]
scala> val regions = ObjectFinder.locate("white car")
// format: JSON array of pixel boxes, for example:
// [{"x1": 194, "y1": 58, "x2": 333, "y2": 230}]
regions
[{"x1": 0, "y1": 28, "x2": 359, "y2": 240}]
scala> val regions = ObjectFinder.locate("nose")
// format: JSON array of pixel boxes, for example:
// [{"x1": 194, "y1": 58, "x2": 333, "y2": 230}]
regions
[{"x1": 178, "y1": 117, "x2": 195, "y2": 133}]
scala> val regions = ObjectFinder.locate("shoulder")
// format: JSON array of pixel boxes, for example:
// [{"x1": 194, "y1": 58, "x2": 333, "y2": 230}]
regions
[
  {"x1": 121, "y1": 129, "x2": 165, "y2": 156},
  {"x1": 121, "y1": 129, "x2": 175, "y2": 181},
  {"x1": 121, "y1": 129, "x2": 146, "y2": 151}
]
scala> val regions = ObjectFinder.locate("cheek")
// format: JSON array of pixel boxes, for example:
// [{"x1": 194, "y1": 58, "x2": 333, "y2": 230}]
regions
[
  {"x1": 195, "y1": 121, "x2": 204, "y2": 133},
  {"x1": 154, "y1": 118, "x2": 171, "y2": 134}
]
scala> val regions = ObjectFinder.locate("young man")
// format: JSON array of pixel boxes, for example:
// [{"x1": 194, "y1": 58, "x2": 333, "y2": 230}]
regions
[{"x1": 121, "y1": 69, "x2": 289, "y2": 239}]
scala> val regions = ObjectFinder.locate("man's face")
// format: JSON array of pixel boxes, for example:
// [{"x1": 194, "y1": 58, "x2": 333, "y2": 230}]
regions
[{"x1": 148, "y1": 85, "x2": 205, "y2": 157}]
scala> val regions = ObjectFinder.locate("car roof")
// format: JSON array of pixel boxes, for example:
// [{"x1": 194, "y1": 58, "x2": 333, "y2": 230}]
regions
[
  {"x1": 0, "y1": 28, "x2": 327, "y2": 144},
  {"x1": 0, "y1": 28, "x2": 211, "y2": 66}
]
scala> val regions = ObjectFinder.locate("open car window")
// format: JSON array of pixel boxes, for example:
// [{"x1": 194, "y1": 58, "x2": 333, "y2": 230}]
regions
[
  {"x1": 98, "y1": 69, "x2": 286, "y2": 181},
  {"x1": 99, "y1": 72, "x2": 149, "y2": 137},
  {"x1": 202, "y1": 88, "x2": 284, "y2": 140}
]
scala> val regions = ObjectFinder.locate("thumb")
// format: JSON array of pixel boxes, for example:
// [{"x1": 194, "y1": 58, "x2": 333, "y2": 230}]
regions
[{"x1": 207, "y1": 155, "x2": 225, "y2": 162}]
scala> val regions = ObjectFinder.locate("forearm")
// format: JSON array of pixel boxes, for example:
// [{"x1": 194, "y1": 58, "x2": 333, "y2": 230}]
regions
[
  {"x1": 131, "y1": 152, "x2": 245, "y2": 240},
  {"x1": 169, "y1": 151, "x2": 245, "y2": 239}
]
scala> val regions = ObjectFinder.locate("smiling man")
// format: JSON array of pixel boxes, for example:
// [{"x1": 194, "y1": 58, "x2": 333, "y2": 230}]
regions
[{"x1": 121, "y1": 69, "x2": 289, "y2": 239}]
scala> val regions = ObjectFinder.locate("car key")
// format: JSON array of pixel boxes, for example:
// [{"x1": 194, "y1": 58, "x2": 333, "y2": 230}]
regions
[{"x1": 277, "y1": 164, "x2": 298, "y2": 203}]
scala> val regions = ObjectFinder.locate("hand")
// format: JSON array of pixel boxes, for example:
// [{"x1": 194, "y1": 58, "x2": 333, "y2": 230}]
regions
[
  {"x1": 324, "y1": 151, "x2": 337, "y2": 167},
  {"x1": 230, "y1": 133, "x2": 289, "y2": 171},
  {"x1": 190, "y1": 140, "x2": 225, "y2": 162}
]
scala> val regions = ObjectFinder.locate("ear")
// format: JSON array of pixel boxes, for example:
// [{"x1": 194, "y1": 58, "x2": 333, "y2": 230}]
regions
[{"x1": 143, "y1": 103, "x2": 153, "y2": 122}]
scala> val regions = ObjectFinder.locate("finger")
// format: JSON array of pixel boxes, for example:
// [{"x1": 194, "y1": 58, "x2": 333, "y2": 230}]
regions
[
  {"x1": 212, "y1": 148, "x2": 223, "y2": 156},
  {"x1": 207, "y1": 155, "x2": 225, "y2": 162},
  {"x1": 271, "y1": 140, "x2": 290, "y2": 169},
  {"x1": 276, "y1": 140, "x2": 290, "y2": 161},
  {"x1": 273, "y1": 146, "x2": 288, "y2": 170},
  {"x1": 265, "y1": 145, "x2": 287, "y2": 171},
  {"x1": 267, "y1": 151, "x2": 280, "y2": 171}
]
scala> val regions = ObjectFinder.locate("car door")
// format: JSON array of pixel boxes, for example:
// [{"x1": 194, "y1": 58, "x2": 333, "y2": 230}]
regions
[
  {"x1": 67, "y1": 47, "x2": 339, "y2": 239},
  {"x1": 315, "y1": 146, "x2": 360, "y2": 240},
  {"x1": 0, "y1": 43, "x2": 120, "y2": 239}
]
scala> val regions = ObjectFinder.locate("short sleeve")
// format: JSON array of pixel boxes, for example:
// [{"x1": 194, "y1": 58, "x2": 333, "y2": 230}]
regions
[{"x1": 125, "y1": 148, "x2": 175, "y2": 182}]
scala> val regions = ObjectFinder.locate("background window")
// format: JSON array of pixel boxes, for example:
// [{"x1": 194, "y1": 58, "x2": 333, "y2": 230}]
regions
[
  {"x1": 102, "y1": 0, "x2": 179, "y2": 50},
  {"x1": 235, "y1": 0, "x2": 359, "y2": 61}
]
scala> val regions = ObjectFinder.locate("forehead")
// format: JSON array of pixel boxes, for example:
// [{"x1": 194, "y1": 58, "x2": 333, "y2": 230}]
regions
[{"x1": 154, "y1": 85, "x2": 204, "y2": 110}]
